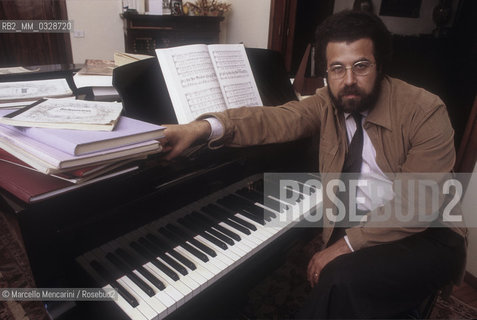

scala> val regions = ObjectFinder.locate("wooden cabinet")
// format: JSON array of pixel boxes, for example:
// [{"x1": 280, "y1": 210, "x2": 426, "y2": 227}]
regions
[
  {"x1": 121, "y1": 13, "x2": 224, "y2": 55},
  {"x1": 0, "y1": 0, "x2": 72, "y2": 67}
]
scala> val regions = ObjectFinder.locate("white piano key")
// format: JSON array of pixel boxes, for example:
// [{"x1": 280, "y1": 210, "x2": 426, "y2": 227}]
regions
[
  {"x1": 132, "y1": 269, "x2": 176, "y2": 315},
  {"x1": 183, "y1": 239, "x2": 229, "y2": 272},
  {"x1": 77, "y1": 255, "x2": 148, "y2": 320},
  {"x1": 88, "y1": 249, "x2": 159, "y2": 320},
  {"x1": 113, "y1": 236, "x2": 186, "y2": 308},
  {"x1": 116, "y1": 277, "x2": 160, "y2": 320},
  {"x1": 165, "y1": 251, "x2": 208, "y2": 286},
  {"x1": 143, "y1": 262, "x2": 192, "y2": 304},
  {"x1": 192, "y1": 235, "x2": 235, "y2": 270},
  {"x1": 154, "y1": 255, "x2": 201, "y2": 294},
  {"x1": 99, "y1": 243, "x2": 171, "y2": 318},
  {"x1": 196, "y1": 233, "x2": 251, "y2": 263},
  {"x1": 120, "y1": 276, "x2": 168, "y2": 319},
  {"x1": 217, "y1": 222, "x2": 263, "y2": 248},
  {"x1": 140, "y1": 225, "x2": 209, "y2": 293},
  {"x1": 113, "y1": 287, "x2": 149, "y2": 320},
  {"x1": 234, "y1": 213, "x2": 277, "y2": 239},
  {"x1": 172, "y1": 246, "x2": 220, "y2": 281},
  {"x1": 77, "y1": 174, "x2": 324, "y2": 320},
  {"x1": 195, "y1": 234, "x2": 242, "y2": 262}
]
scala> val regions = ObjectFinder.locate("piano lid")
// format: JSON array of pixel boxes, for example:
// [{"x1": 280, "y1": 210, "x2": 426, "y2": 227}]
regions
[{"x1": 112, "y1": 48, "x2": 298, "y2": 125}]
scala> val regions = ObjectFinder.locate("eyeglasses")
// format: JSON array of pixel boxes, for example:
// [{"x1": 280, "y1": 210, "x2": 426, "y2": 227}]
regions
[{"x1": 327, "y1": 61, "x2": 376, "y2": 79}]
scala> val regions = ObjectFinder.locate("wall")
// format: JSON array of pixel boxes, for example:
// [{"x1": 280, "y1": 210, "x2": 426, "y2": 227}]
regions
[
  {"x1": 66, "y1": 0, "x2": 125, "y2": 64},
  {"x1": 333, "y1": 0, "x2": 459, "y2": 35},
  {"x1": 66, "y1": 0, "x2": 271, "y2": 63},
  {"x1": 463, "y1": 163, "x2": 477, "y2": 277},
  {"x1": 224, "y1": 0, "x2": 271, "y2": 48}
]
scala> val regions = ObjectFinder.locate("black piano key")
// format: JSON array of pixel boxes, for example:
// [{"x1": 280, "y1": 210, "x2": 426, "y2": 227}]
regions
[
  {"x1": 106, "y1": 252, "x2": 155, "y2": 297},
  {"x1": 217, "y1": 197, "x2": 266, "y2": 225},
  {"x1": 235, "y1": 189, "x2": 277, "y2": 219},
  {"x1": 90, "y1": 260, "x2": 139, "y2": 308},
  {"x1": 130, "y1": 241, "x2": 180, "y2": 281},
  {"x1": 272, "y1": 183, "x2": 298, "y2": 205},
  {"x1": 205, "y1": 203, "x2": 257, "y2": 232},
  {"x1": 222, "y1": 218, "x2": 251, "y2": 235},
  {"x1": 299, "y1": 181, "x2": 317, "y2": 195},
  {"x1": 188, "y1": 212, "x2": 235, "y2": 246},
  {"x1": 178, "y1": 217, "x2": 229, "y2": 250},
  {"x1": 201, "y1": 205, "x2": 251, "y2": 235},
  {"x1": 226, "y1": 212, "x2": 258, "y2": 231},
  {"x1": 166, "y1": 224, "x2": 217, "y2": 258},
  {"x1": 138, "y1": 237, "x2": 188, "y2": 276},
  {"x1": 228, "y1": 193, "x2": 275, "y2": 221},
  {"x1": 224, "y1": 203, "x2": 266, "y2": 225},
  {"x1": 115, "y1": 248, "x2": 166, "y2": 291},
  {"x1": 224, "y1": 194, "x2": 265, "y2": 217},
  {"x1": 203, "y1": 226, "x2": 235, "y2": 246},
  {"x1": 195, "y1": 211, "x2": 241, "y2": 241},
  {"x1": 146, "y1": 233, "x2": 196, "y2": 271},
  {"x1": 217, "y1": 196, "x2": 265, "y2": 225},
  {"x1": 238, "y1": 187, "x2": 287, "y2": 213},
  {"x1": 158, "y1": 227, "x2": 209, "y2": 263}
]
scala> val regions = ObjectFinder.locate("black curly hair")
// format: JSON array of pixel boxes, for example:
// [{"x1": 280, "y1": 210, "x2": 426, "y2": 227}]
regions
[{"x1": 314, "y1": 10, "x2": 392, "y2": 77}]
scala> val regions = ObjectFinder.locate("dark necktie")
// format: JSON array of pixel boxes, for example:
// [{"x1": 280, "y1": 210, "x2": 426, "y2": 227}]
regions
[
  {"x1": 342, "y1": 112, "x2": 364, "y2": 173},
  {"x1": 330, "y1": 112, "x2": 364, "y2": 238}
]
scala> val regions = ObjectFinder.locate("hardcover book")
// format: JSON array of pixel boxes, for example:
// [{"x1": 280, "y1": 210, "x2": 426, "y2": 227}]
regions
[
  {"x1": 0, "y1": 78, "x2": 73, "y2": 103},
  {"x1": 0, "y1": 123, "x2": 161, "y2": 174},
  {"x1": 0, "y1": 98, "x2": 123, "y2": 131},
  {"x1": 0, "y1": 159, "x2": 139, "y2": 203},
  {"x1": 0, "y1": 109, "x2": 165, "y2": 156},
  {"x1": 0, "y1": 148, "x2": 142, "y2": 184}
]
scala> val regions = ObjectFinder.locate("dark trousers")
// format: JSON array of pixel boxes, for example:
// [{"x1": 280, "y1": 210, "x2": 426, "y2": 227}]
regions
[{"x1": 297, "y1": 227, "x2": 465, "y2": 319}]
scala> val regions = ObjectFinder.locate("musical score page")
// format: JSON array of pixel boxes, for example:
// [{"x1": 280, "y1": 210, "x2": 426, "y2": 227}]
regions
[
  {"x1": 156, "y1": 44, "x2": 262, "y2": 124},
  {"x1": 156, "y1": 44, "x2": 227, "y2": 124},
  {"x1": 208, "y1": 44, "x2": 262, "y2": 109}
]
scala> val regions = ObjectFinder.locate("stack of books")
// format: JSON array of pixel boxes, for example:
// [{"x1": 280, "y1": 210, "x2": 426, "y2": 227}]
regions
[
  {"x1": 0, "y1": 77, "x2": 74, "y2": 109},
  {"x1": 0, "y1": 99, "x2": 165, "y2": 203},
  {"x1": 73, "y1": 59, "x2": 120, "y2": 101}
]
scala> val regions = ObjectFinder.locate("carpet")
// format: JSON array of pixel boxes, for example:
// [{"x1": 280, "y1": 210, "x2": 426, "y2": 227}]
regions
[
  {"x1": 431, "y1": 295, "x2": 477, "y2": 319},
  {"x1": 239, "y1": 233, "x2": 477, "y2": 320}
]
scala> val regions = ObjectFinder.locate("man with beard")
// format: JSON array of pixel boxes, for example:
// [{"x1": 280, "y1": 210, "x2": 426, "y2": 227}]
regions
[{"x1": 161, "y1": 10, "x2": 466, "y2": 319}]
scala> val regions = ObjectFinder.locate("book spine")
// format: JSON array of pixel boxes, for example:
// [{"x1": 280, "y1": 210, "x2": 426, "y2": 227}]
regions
[
  {"x1": 22, "y1": 127, "x2": 77, "y2": 155},
  {"x1": 0, "y1": 176, "x2": 31, "y2": 203},
  {"x1": 0, "y1": 123, "x2": 77, "y2": 155}
]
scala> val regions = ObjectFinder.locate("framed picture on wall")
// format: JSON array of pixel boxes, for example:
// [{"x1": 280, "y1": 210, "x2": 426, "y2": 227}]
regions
[
  {"x1": 379, "y1": 0, "x2": 422, "y2": 18},
  {"x1": 162, "y1": 0, "x2": 171, "y2": 15},
  {"x1": 171, "y1": 0, "x2": 182, "y2": 15}
]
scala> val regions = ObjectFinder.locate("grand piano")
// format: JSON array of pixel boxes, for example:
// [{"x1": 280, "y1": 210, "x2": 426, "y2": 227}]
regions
[{"x1": 1, "y1": 48, "x2": 321, "y2": 319}]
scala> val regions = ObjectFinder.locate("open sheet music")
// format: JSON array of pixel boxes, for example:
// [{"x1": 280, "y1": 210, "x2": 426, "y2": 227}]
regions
[{"x1": 156, "y1": 44, "x2": 263, "y2": 124}]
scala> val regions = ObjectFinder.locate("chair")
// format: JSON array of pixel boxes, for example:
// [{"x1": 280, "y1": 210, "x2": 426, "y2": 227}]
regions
[
  {"x1": 292, "y1": 43, "x2": 324, "y2": 96},
  {"x1": 410, "y1": 94, "x2": 477, "y2": 319}
]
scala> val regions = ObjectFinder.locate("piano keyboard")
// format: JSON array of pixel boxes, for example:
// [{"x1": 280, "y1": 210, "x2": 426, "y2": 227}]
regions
[{"x1": 77, "y1": 174, "x2": 322, "y2": 320}]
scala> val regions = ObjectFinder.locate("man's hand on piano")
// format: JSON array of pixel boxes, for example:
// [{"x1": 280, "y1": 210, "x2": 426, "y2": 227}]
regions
[
  {"x1": 160, "y1": 120, "x2": 212, "y2": 160},
  {"x1": 306, "y1": 237, "x2": 352, "y2": 288}
]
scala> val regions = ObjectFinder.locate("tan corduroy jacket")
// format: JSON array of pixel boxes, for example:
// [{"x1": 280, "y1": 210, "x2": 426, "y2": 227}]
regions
[{"x1": 200, "y1": 76, "x2": 467, "y2": 252}]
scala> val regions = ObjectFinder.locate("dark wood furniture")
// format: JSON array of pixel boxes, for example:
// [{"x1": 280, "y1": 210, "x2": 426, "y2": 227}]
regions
[
  {"x1": 268, "y1": 0, "x2": 334, "y2": 74},
  {"x1": 0, "y1": 0, "x2": 72, "y2": 67},
  {"x1": 0, "y1": 50, "x2": 313, "y2": 319},
  {"x1": 121, "y1": 13, "x2": 224, "y2": 55}
]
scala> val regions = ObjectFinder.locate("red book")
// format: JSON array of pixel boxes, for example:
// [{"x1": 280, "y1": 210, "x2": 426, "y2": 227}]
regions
[
  {"x1": 0, "y1": 149, "x2": 139, "y2": 203},
  {"x1": 0, "y1": 159, "x2": 72, "y2": 203}
]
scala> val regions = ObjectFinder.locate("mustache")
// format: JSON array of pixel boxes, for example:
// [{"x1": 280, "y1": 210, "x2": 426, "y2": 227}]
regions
[{"x1": 338, "y1": 85, "x2": 365, "y2": 98}]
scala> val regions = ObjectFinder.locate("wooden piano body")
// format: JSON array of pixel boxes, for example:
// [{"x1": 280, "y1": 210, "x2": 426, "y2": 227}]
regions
[{"x1": 3, "y1": 49, "x2": 318, "y2": 319}]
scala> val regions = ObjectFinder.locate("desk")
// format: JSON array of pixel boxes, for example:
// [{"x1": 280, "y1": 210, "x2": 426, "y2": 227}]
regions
[{"x1": 121, "y1": 13, "x2": 224, "y2": 55}]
